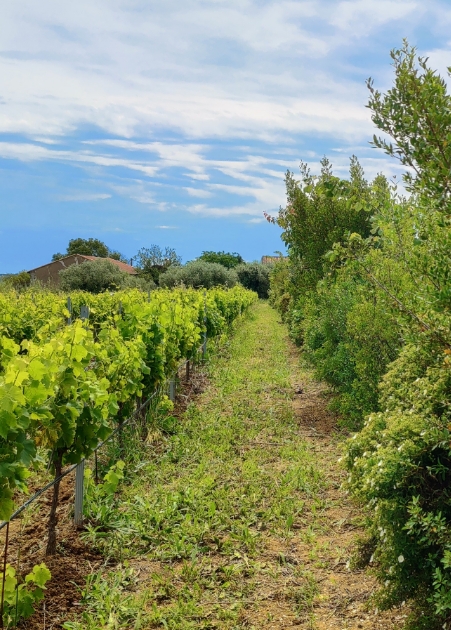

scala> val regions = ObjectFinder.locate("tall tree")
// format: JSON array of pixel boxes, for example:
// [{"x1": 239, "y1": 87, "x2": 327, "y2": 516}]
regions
[
  {"x1": 52, "y1": 238, "x2": 126, "y2": 262},
  {"x1": 134, "y1": 246, "x2": 181, "y2": 284}
]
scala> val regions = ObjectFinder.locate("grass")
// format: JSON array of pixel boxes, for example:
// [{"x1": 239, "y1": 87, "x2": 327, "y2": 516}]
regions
[{"x1": 66, "y1": 302, "x2": 326, "y2": 629}]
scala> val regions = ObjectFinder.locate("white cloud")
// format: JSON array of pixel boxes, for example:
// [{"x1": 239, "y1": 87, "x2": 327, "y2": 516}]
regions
[
  {"x1": 184, "y1": 187, "x2": 212, "y2": 198},
  {"x1": 330, "y1": 0, "x2": 419, "y2": 33},
  {"x1": 187, "y1": 202, "x2": 265, "y2": 218},
  {"x1": 0, "y1": 0, "x2": 445, "y2": 230},
  {"x1": 57, "y1": 192, "x2": 111, "y2": 201},
  {"x1": 155, "y1": 225, "x2": 178, "y2": 229},
  {"x1": 0, "y1": 0, "x2": 425, "y2": 143}
]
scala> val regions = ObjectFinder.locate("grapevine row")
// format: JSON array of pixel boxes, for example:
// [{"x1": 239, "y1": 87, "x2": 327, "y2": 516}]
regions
[{"x1": 0, "y1": 286, "x2": 257, "y2": 524}]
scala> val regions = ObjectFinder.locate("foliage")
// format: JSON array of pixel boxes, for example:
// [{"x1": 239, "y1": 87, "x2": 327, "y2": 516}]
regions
[
  {"x1": 345, "y1": 342, "x2": 451, "y2": 620},
  {"x1": 133, "y1": 246, "x2": 181, "y2": 285},
  {"x1": 1, "y1": 562, "x2": 51, "y2": 626},
  {"x1": 62, "y1": 565, "x2": 145, "y2": 630},
  {"x1": 0, "y1": 285, "x2": 257, "y2": 525},
  {"x1": 53, "y1": 237, "x2": 125, "y2": 262},
  {"x1": 341, "y1": 42, "x2": 451, "y2": 625},
  {"x1": 269, "y1": 155, "x2": 394, "y2": 425},
  {"x1": 160, "y1": 261, "x2": 238, "y2": 289},
  {"x1": 300, "y1": 269, "x2": 400, "y2": 427},
  {"x1": 235, "y1": 262, "x2": 271, "y2": 298},
  {"x1": 0, "y1": 271, "x2": 31, "y2": 291},
  {"x1": 59, "y1": 259, "x2": 135, "y2": 293},
  {"x1": 273, "y1": 155, "x2": 375, "y2": 298},
  {"x1": 268, "y1": 41, "x2": 451, "y2": 623},
  {"x1": 268, "y1": 258, "x2": 291, "y2": 318},
  {"x1": 197, "y1": 250, "x2": 244, "y2": 269}
]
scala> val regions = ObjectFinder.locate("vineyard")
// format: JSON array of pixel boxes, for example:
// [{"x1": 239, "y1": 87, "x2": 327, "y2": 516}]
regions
[
  {"x1": 0, "y1": 284, "x2": 258, "y2": 625},
  {"x1": 4, "y1": 40, "x2": 451, "y2": 630}
]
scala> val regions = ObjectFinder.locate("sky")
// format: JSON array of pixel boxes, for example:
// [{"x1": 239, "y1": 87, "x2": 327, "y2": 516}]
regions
[{"x1": 1, "y1": 0, "x2": 451, "y2": 272}]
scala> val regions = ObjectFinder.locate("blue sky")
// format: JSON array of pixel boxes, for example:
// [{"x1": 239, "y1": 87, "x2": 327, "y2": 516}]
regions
[{"x1": 1, "y1": 0, "x2": 451, "y2": 272}]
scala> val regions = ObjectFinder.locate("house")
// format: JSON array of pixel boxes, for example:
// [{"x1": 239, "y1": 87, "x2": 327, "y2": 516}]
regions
[
  {"x1": 28, "y1": 255, "x2": 137, "y2": 286},
  {"x1": 261, "y1": 255, "x2": 287, "y2": 264}
]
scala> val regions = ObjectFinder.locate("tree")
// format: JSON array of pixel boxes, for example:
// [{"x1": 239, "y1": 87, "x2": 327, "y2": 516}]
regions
[
  {"x1": 52, "y1": 238, "x2": 126, "y2": 262},
  {"x1": 235, "y1": 263, "x2": 271, "y2": 298},
  {"x1": 59, "y1": 259, "x2": 130, "y2": 293},
  {"x1": 134, "y1": 246, "x2": 181, "y2": 284},
  {"x1": 198, "y1": 251, "x2": 244, "y2": 269}
]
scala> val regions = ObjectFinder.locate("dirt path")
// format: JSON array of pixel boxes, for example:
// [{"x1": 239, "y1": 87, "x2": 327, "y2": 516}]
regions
[{"x1": 284, "y1": 348, "x2": 407, "y2": 629}]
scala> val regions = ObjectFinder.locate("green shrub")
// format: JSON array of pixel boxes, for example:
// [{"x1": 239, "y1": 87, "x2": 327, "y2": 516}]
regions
[
  {"x1": 300, "y1": 272, "x2": 400, "y2": 428},
  {"x1": 345, "y1": 340, "x2": 451, "y2": 623},
  {"x1": 235, "y1": 262, "x2": 271, "y2": 298},
  {"x1": 59, "y1": 260, "x2": 154, "y2": 293},
  {"x1": 268, "y1": 259, "x2": 291, "y2": 317},
  {"x1": 159, "y1": 261, "x2": 237, "y2": 289},
  {"x1": 133, "y1": 246, "x2": 181, "y2": 285},
  {"x1": 0, "y1": 271, "x2": 31, "y2": 291},
  {"x1": 197, "y1": 251, "x2": 244, "y2": 269}
]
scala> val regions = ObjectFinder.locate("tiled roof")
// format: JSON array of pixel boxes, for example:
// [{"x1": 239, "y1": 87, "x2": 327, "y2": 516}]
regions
[
  {"x1": 29, "y1": 255, "x2": 137, "y2": 275},
  {"x1": 81, "y1": 256, "x2": 137, "y2": 274}
]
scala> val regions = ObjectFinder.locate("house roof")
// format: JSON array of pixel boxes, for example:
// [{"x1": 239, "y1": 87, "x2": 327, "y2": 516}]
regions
[
  {"x1": 81, "y1": 256, "x2": 138, "y2": 274},
  {"x1": 29, "y1": 255, "x2": 137, "y2": 275},
  {"x1": 261, "y1": 255, "x2": 286, "y2": 264}
]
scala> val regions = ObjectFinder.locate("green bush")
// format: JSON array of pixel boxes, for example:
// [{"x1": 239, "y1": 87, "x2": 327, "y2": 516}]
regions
[
  {"x1": 300, "y1": 271, "x2": 400, "y2": 428},
  {"x1": 197, "y1": 251, "x2": 244, "y2": 268},
  {"x1": 59, "y1": 259, "x2": 154, "y2": 293},
  {"x1": 0, "y1": 271, "x2": 31, "y2": 291},
  {"x1": 133, "y1": 246, "x2": 181, "y2": 285},
  {"x1": 268, "y1": 259, "x2": 291, "y2": 317},
  {"x1": 159, "y1": 261, "x2": 237, "y2": 289},
  {"x1": 1, "y1": 562, "x2": 51, "y2": 626},
  {"x1": 345, "y1": 340, "x2": 451, "y2": 624},
  {"x1": 235, "y1": 263, "x2": 271, "y2": 298}
]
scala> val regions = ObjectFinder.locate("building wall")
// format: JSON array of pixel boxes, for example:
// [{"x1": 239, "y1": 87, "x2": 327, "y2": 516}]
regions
[{"x1": 29, "y1": 255, "x2": 90, "y2": 286}]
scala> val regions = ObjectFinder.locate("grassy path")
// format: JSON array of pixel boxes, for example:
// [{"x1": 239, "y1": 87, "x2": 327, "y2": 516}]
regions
[{"x1": 69, "y1": 302, "x2": 404, "y2": 630}]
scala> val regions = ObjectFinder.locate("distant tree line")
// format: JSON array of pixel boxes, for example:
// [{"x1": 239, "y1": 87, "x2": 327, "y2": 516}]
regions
[{"x1": 3, "y1": 237, "x2": 273, "y2": 297}]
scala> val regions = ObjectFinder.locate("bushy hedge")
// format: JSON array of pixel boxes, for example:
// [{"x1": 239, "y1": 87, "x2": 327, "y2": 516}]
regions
[
  {"x1": 346, "y1": 340, "x2": 451, "y2": 623},
  {"x1": 159, "y1": 261, "x2": 237, "y2": 289},
  {"x1": 268, "y1": 43, "x2": 451, "y2": 626},
  {"x1": 60, "y1": 260, "x2": 154, "y2": 293},
  {"x1": 235, "y1": 263, "x2": 271, "y2": 299}
]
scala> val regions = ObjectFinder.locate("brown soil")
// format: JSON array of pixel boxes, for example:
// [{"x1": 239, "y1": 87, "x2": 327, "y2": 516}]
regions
[{"x1": 0, "y1": 472, "x2": 104, "y2": 629}]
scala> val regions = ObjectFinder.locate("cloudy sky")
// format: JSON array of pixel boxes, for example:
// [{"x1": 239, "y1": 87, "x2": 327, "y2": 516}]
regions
[{"x1": 1, "y1": 0, "x2": 450, "y2": 272}]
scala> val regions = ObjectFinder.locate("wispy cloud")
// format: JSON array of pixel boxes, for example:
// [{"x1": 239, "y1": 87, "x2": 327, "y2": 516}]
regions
[
  {"x1": 57, "y1": 192, "x2": 111, "y2": 201},
  {"x1": 0, "y1": 0, "x2": 449, "y2": 272}
]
